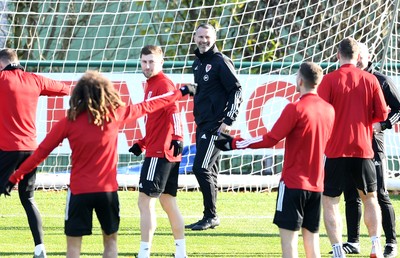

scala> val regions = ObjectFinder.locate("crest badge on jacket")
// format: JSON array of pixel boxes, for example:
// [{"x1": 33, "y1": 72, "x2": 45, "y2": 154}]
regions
[{"x1": 206, "y1": 64, "x2": 212, "y2": 72}]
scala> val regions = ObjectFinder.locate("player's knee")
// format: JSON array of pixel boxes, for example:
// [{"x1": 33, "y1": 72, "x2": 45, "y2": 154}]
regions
[
  {"x1": 19, "y1": 196, "x2": 37, "y2": 211},
  {"x1": 18, "y1": 190, "x2": 34, "y2": 202}
]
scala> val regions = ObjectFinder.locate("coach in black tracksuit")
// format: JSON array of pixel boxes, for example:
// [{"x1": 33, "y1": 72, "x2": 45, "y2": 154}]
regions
[
  {"x1": 185, "y1": 24, "x2": 242, "y2": 231},
  {"x1": 343, "y1": 50, "x2": 399, "y2": 257}
]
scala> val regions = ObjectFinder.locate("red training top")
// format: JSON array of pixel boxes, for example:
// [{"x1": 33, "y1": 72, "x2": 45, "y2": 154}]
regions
[
  {"x1": 135, "y1": 72, "x2": 183, "y2": 162},
  {"x1": 9, "y1": 90, "x2": 183, "y2": 194},
  {"x1": 233, "y1": 93, "x2": 335, "y2": 192},
  {"x1": 317, "y1": 64, "x2": 388, "y2": 158},
  {"x1": 0, "y1": 68, "x2": 69, "y2": 151}
]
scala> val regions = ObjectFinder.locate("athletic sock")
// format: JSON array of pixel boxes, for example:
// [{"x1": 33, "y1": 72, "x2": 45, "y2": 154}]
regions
[
  {"x1": 137, "y1": 241, "x2": 151, "y2": 258},
  {"x1": 34, "y1": 244, "x2": 46, "y2": 256},
  {"x1": 174, "y1": 239, "x2": 187, "y2": 258},
  {"x1": 371, "y1": 236, "x2": 382, "y2": 256},
  {"x1": 332, "y1": 243, "x2": 346, "y2": 258}
]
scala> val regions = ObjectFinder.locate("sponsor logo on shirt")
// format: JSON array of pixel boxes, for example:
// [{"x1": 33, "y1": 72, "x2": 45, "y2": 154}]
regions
[
  {"x1": 201, "y1": 134, "x2": 207, "y2": 139},
  {"x1": 203, "y1": 74, "x2": 209, "y2": 82}
]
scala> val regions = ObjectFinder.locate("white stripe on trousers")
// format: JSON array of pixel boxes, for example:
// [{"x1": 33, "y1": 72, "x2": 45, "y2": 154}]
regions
[
  {"x1": 276, "y1": 181, "x2": 285, "y2": 212},
  {"x1": 202, "y1": 134, "x2": 218, "y2": 169},
  {"x1": 65, "y1": 188, "x2": 71, "y2": 220},
  {"x1": 146, "y1": 157, "x2": 158, "y2": 181}
]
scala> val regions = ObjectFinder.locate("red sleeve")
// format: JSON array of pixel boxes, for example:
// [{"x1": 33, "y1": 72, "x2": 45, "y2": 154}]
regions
[
  {"x1": 118, "y1": 90, "x2": 182, "y2": 121},
  {"x1": 233, "y1": 103, "x2": 298, "y2": 149},
  {"x1": 123, "y1": 90, "x2": 183, "y2": 150},
  {"x1": 34, "y1": 73, "x2": 70, "y2": 96},
  {"x1": 135, "y1": 138, "x2": 146, "y2": 150},
  {"x1": 9, "y1": 119, "x2": 68, "y2": 184},
  {"x1": 157, "y1": 98, "x2": 184, "y2": 143},
  {"x1": 155, "y1": 77, "x2": 183, "y2": 141},
  {"x1": 170, "y1": 111, "x2": 183, "y2": 141}
]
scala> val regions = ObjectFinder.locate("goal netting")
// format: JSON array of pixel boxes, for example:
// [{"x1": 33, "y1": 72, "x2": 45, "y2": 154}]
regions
[{"x1": 2, "y1": 0, "x2": 400, "y2": 191}]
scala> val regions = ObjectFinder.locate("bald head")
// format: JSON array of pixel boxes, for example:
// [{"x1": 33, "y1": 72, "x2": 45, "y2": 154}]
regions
[{"x1": 357, "y1": 42, "x2": 370, "y2": 70}]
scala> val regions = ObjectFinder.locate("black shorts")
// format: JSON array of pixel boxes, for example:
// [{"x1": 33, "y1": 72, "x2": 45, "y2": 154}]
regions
[
  {"x1": 139, "y1": 157, "x2": 179, "y2": 197},
  {"x1": 273, "y1": 181, "x2": 321, "y2": 233},
  {"x1": 324, "y1": 157, "x2": 377, "y2": 197},
  {"x1": 0, "y1": 150, "x2": 37, "y2": 196},
  {"x1": 65, "y1": 190, "x2": 120, "y2": 236}
]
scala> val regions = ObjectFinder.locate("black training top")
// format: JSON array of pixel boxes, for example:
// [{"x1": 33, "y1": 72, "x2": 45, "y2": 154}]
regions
[
  {"x1": 192, "y1": 45, "x2": 242, "y2": 131},
  {"x1": 368, "y1": 62, "x2": 400, "y2": 159}
]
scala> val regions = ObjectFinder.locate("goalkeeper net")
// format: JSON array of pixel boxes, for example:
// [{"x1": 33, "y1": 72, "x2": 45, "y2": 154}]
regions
[{"x1": 2, "y1": 0, "x2": 400, "y2": 191}]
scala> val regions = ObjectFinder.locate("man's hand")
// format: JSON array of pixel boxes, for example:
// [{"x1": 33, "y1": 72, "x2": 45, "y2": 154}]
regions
[
  {"x1": 214, "y1": 133, "x2": 234, "y2": 151},
  {"x1": 217, "y1": 123, "x2": 231, "y2": 135},
  {"x1": 180, "y1": 83, "x2": 197, "y2": 96},
  {"x1": 170, "y1": 140, "x2": 183, "y2": 157},
  {"x1": 373, "y1": 122, "x2": 383, "y2": 134},
  {"x1": 0, "y1": 181, "x2": 15, "y2": 197},
  {"x1": 129, "y1": 143, "x2": 142, "y2": 156}
]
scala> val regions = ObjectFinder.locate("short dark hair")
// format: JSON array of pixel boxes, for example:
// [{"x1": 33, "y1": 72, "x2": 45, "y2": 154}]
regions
[
  {"x1": 0, "y1": 48, "x2": 18, "y2": 63},
  {"x1": 338, "y1": 37, "x2": 359, "y2": 60},
  {"x1": 195, "y1": 23, "x2": 217, "y2": 34},
  {"x1": 298, "y1": 62, "x2": 323, "y2": 89},
  {"x1": 140, "y1": 45, "x2": 163, "y2": 57}
]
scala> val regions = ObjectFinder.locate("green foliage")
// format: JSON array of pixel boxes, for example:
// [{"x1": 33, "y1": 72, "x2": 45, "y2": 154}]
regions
[
  {"x1": 3, "y1": 1, "x2": 398, "y2": 74},
  {"x1": 4, "y1": 1, "x2": 278, "y2": 71},
  {"x1": 0, "y1": 191, "x2": 399, "y2": 257}
]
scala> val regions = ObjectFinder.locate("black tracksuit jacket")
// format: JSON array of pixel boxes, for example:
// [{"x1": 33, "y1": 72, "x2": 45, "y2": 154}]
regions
[
  {"x1": 192, "y1": 45, "x2": 242, "y2": 131},
  {"x1": 368, "y1": 62, "x2": 400, "y2": 160}
]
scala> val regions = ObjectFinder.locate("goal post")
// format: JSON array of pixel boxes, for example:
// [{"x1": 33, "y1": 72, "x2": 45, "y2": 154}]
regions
[{"x1": 2, "y1": 0, "x2": 400, "y2": 191}]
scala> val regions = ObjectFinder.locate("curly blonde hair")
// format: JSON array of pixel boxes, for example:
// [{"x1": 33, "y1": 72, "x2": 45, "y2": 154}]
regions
[{"x1": 67, "y1": 70, "x2": 125, "y2": 126}]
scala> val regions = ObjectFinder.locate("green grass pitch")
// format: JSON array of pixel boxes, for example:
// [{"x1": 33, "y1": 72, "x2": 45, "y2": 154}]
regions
[{"x1": 0, "y1": 190, "x2": 399, "y2": 257}]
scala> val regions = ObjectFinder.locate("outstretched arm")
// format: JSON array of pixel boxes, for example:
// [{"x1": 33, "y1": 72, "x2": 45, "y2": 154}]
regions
[
  {"x1": 215, "y1": 103, "x2": 298, "y2": 151},
  {"x1": 37, "y1": 74, "x2": 71, "y2": 96},
  {"x1": 121, "y1": 85, "x2": 196, "y2": 122},
  {"x1": 8, "y1": 119, "x2": 68, "y2": 185},
  {"x1": 215, "y1": 133, "x2": 279, "y2": 151}
]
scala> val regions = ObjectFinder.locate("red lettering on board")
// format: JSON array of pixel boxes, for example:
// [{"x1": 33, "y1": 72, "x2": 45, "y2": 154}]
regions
[{"x1": 46, "y1": 80, "x2": 298, "y2": 148}]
